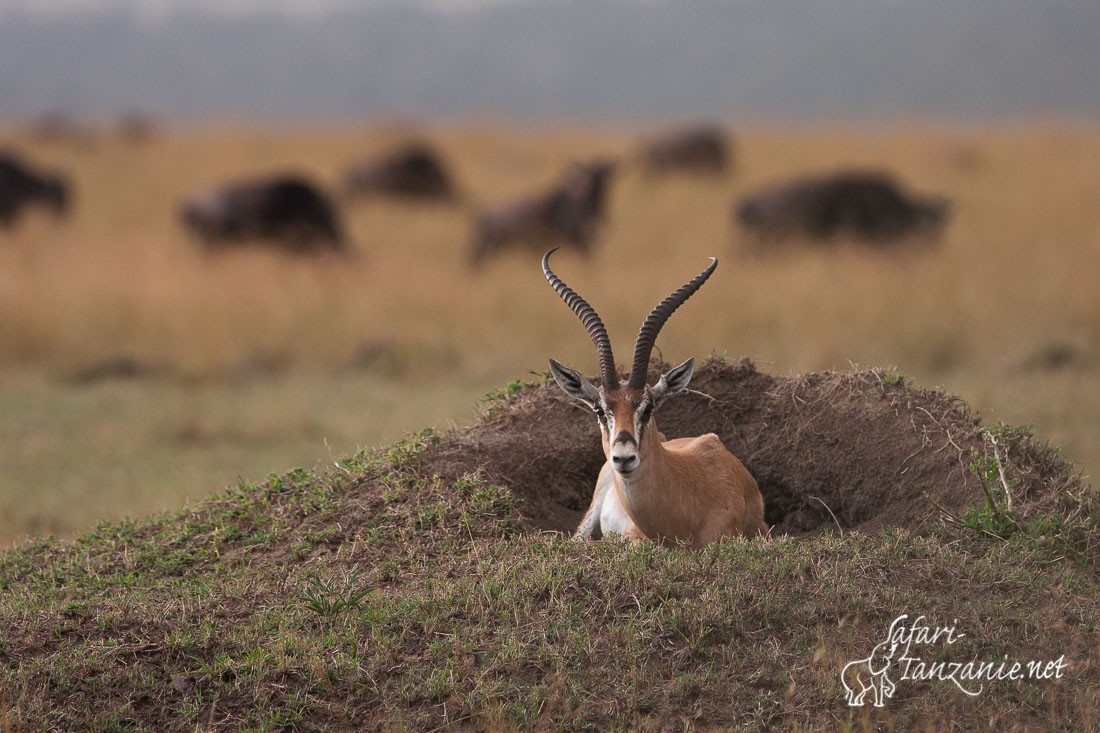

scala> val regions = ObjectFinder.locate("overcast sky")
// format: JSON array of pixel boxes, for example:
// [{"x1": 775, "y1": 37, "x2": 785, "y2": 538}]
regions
[
  {"x1": 0, "y1": 0, "x2": 513, "y2": 18},
  {"x1": 2, "y1": 0, "x2": 1095, "y2": 122}
]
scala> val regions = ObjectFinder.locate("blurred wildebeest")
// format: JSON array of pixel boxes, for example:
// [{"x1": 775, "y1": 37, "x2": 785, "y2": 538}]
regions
[
  {"x1": 469, "y1": 159, "x2": 615, "y2": 267},
  {"x1": 26, "y1": 111, "x2": 96, "y2": 147},
  {"x1": 343, "y1": 141, "x2": 455, "y2": 201},
  {"x1": 639, "y1": 124, "x2": 731, "y2": 175},
  {"x1": 0, "y1": 151, "x2": 71, "y2": 228},
  {"x1": 180, "y1": 175, "x2": 346, "y2": 254},
  {"x1": 117, "y1": 113, "x2": 157, "y2": 144},
  {"x1": 735, "y1": 171, "x2": 949, "y2": 245}
]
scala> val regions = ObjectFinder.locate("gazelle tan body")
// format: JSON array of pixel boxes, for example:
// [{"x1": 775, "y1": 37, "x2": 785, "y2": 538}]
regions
[
  {"x1": 543, "y1": 248, "x2": 767, "y2": 547},
  {"x1": 579, "y1": 428, "x2": 766, "y2": 547}
]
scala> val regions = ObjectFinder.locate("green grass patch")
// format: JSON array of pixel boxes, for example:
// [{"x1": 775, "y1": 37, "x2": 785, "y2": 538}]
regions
[{"x1": 1, "y1": 414, "x2": 1096, "y2": 731}]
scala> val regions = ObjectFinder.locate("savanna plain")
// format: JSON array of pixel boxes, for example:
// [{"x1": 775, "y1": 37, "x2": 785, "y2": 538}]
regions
[
  {"x1": 1, "y1": 121, "x2": 1098, "y2": 730},
  {"x1": 2, "y1": 121, "x2": 1097, "y2": 547}
]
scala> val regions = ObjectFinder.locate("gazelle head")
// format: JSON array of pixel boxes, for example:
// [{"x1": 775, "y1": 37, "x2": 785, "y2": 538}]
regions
[{"x1": 543, "y1": 247, "x2": 717, "y2": 477}]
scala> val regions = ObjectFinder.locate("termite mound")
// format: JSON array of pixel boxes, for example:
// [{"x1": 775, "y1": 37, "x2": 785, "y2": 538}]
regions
[{"x1": 424, "y1": 358, "x2": 1081, "y2": 536}]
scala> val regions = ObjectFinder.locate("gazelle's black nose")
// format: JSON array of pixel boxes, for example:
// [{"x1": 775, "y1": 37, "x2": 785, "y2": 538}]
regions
[
  {"x1": 610, "y1": 433, "x2": 639, "y2": 474},
  {"x1": 611, "y1": 453, "x2": 637, "y2": 470}
]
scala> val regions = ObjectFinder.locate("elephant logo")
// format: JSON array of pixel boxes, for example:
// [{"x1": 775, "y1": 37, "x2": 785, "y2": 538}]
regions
[
  {"x1": 841, "y1": 638, "x2": 900, "y2": 707},
  {"x1": 840, "y1": 614, "x2": 1066, "y2": 705}
]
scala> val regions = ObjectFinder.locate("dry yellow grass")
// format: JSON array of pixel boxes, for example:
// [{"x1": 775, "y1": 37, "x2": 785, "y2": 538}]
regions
[{"x1": 1, "y1": 120, "x2": 1097, "y2": 545}]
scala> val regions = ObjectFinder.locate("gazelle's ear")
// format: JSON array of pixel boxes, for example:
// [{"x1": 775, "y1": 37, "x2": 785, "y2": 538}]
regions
[
  {"x1": 650, "y1": 357, "x2": 694, "y2": 404},
  {"x1": 548, "y1": 359, "x2": 601, "y2": 407}
]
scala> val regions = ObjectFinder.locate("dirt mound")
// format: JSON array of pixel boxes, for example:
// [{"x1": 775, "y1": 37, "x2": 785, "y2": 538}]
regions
[{"x1": 424, "y1": 359, "x2": 1078, "y2": 537}]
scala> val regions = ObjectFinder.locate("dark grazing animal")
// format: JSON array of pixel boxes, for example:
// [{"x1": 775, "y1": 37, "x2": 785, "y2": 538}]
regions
[
  {"x1": 0, "y1": 152, "x2": 70, "y2": 228},
  {"x1": 639, "y1": 125, "x2": 731, "y2": 175},
  {"x1": 469, "y1": 160, "x2": 615, "y2": 266},
  {"x1": 735, "y1": 171, "x2": 949, "y2": 244},
  {"x1": 343, "y1": 142, "x2": 455, "y2": 201},
  {"x1": 180, "y1": 175, "x2": 346, "y2": 253},
  {"x1": 27, "y1": 112, "x2": 88, "y2": 145},
  {"x1": 117, "y1": 113, "x2": 157, "y2": 144}
]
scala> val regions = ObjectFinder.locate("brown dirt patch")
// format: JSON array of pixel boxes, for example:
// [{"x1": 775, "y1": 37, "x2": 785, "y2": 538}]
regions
[{"x1": 424, "y1": 358, "x2": 1074, "y2": 536}]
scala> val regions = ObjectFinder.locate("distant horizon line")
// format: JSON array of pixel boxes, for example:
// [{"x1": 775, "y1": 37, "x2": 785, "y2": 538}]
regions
[{"x1": 3, "y1": 111, "x2": 1097, "y2": 131}]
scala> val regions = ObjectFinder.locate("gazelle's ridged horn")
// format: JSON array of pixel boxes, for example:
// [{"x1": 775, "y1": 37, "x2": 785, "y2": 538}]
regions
[
  {"x1": 542, "y1": 248, "x2": 618, "y2": 390},
  {"x1": 628, "y1": 257, "x2": 717, "y2": 389}
]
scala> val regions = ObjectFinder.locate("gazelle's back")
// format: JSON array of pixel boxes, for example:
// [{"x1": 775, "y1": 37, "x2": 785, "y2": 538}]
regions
[{"x1": 629, "y1": 433, "x2": 765, "y2": 541}]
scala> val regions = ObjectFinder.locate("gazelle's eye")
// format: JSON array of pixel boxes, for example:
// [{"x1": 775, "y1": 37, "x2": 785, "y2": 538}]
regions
[
  {"x1": 594, "y1": 405, "x2": 607, "y2": 424},
  {"x1": 639, "y1": 403, "x2": 653, "y2": 425}
]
